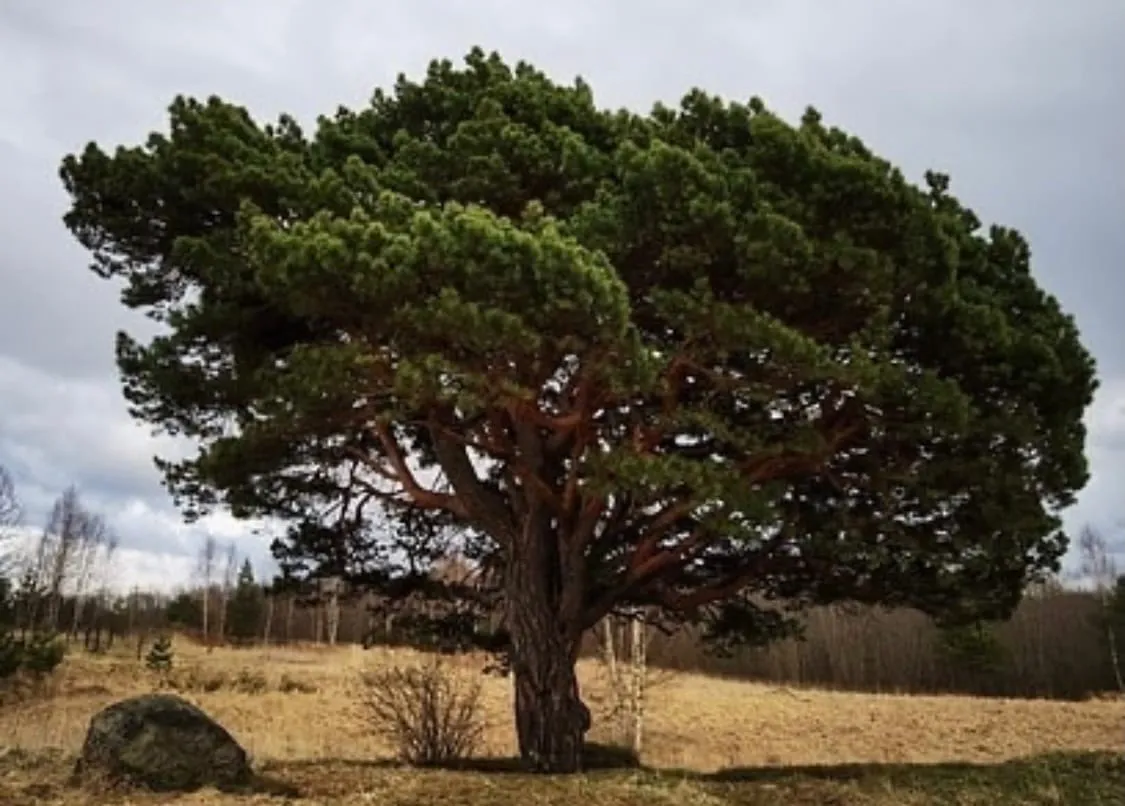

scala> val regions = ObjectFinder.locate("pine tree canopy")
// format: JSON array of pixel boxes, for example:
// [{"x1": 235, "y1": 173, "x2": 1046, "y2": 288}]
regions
[{"x1": 59, "y1": 47, "x2": 1096, "y2": 654}]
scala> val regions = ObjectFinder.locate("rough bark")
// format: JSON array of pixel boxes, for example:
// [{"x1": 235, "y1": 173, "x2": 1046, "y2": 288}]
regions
[
  {"x1": 508, "y1": 622, "x2": 589, "y2": 773},
  {"x1": 504, "y1": 517, "x2": 590, "y2": 773}
]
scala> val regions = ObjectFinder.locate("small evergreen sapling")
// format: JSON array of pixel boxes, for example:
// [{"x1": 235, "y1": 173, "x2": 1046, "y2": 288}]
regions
[
  {"x1": 0, "y1": 632, "x2": 22, "y2": 682},
  {"x1": 145, "y1": 634, "x2": 174, "y2": 674},
  {"x1": 0, "y1": 631, "x2": 66, "y2": 691},
  {"x1": 20, "y1": 633, "x2": 66, "y2": 679}
]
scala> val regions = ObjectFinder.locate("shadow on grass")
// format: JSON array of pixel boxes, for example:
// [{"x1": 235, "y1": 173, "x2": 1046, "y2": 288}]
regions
[
  {"x1": 708, "y1": 758, "x2": 1004, "y2": 784},
  {"x1": 10, "y1": 747, "x2": 1119, "y2": 803},
  {"x1": 695, "y1": 750, "x2": 1125, "y2": 803},
  {"x1": 270, "y1": 748, "x2": 1124, "y2": 787},
  {"x1": 237, "y1": 772, "x2": 305, "y2": 798},
  {"x1": 269, "y1": 741, "x2": 643, "y2": 778},
  {"x1": 64, "y1": 767, "x2": 306, "y2": 799},
  {"x1": 0, "y1": 748, "x2": 304, "y2": 801}
]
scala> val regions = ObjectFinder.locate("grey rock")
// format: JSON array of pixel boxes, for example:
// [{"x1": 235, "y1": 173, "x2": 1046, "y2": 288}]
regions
[{"x1": 72, "y1": 693, "x2": 252, "y2": 792}]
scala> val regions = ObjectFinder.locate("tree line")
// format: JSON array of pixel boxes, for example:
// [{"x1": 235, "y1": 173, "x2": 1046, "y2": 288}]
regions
[
  {"x1": 155, "y1": 534, "x2": 1125, "y2": 702},
  {"x1": 6, "y1": 466, "x2": 1125, "y2": 708},
  {"x1": 0, "y1": 464, "x2": 276, "y2": 658},
  {"x1": 0, "y1": 466, "x2": 120, "y2": 651},
  {"x1": 6, "y1": 458, "x2": 1125, "y2": 704}
]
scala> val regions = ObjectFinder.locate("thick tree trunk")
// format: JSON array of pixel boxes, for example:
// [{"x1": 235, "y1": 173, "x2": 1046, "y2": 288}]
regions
[
  {"x1": 504, "y1": 520, "x2": 590, "y2": 773},
  {"x1": 509, "y1": 634, "x2": 590, "y2": 773}
]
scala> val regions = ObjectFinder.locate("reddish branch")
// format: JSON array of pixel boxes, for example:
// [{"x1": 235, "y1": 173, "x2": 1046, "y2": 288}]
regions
[
  {"x1": 558, "y1": 373, "x2": 595, "y2": 511},
  {"x1": 372, "y1": 423, "x2": 468, "y2": 517},
  {"x1": 590, "y1": 386, "x2": 868, "y2": 620},
  {"x1": 365, "y1": 347, "x2": 867, "y2": 624}
]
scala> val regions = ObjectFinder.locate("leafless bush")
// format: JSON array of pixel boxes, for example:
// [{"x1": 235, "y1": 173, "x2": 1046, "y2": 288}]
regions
[
  {"x1": 231, "y1": 667, "x2": 269, "y2": 694},
  {"x1": 278, "y1": 673, "x2": 318, "y2": 694},
  {"x1": 359, "y1": 659, "x2": 484, "y2": 766},
  {"x1": 166, "y1": 666, "x2": 229, "y2": 693},
  {"x1": 0, "y1": 465, "x2": 22, "y2": 577}
]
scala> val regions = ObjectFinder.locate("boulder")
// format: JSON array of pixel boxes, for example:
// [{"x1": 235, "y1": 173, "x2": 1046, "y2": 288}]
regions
[{"x1": 72, "y1": 693, "x2": 252, "y2": 792}]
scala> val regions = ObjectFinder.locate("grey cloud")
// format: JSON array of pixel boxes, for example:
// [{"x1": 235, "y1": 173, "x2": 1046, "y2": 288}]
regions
[
  {"x1": 0, "y1": 356, "x2": 174, "y2": 506},
  {"x1": 1067, "y1": 381, "x2": 1125, "y2": 569},
  {"x1": 0, "y1": 141, "x2": 135, "y2": 379},
  {"x1": 0, "y1": 0, "x2": 1122, "y2": 585},
  {"x1": 0, "y1": 355, "x2": 279, "y2": 582}
]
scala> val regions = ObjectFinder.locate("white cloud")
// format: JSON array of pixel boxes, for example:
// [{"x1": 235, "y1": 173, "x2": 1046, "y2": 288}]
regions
[
  {"x1": 1085, "y1": 378, "x2": 1125, "y2": 453},
  {"x1": 0, "y1": 355, "x2": 183, "y2": 500},
  {"x1": 1, "y1": 510, "x2": 277, "y2": 595},
  {"x1": 0, "y1": 354, "x2": 198, "y2": 545}
]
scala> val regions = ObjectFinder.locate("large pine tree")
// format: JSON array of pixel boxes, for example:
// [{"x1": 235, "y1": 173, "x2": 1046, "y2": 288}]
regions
[{"x1": 59, "y1": 49, "x2": 1096, "y2": 771}]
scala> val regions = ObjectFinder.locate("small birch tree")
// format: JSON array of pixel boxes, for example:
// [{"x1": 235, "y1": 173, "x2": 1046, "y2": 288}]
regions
[
  {"x1": 197, "y1": 535, "x2": 217, "y2": 642},
  {"x1": 1078, "y1": 526, "x2": 1124, "y2": 691}
]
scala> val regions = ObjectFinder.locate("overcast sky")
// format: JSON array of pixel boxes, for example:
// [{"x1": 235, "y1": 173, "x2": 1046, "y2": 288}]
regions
[{"x1": 1, "y1": 0, "x2": 1123, "y2": 592}]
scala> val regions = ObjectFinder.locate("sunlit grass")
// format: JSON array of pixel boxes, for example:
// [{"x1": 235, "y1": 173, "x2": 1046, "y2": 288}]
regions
[{"x1": 1, "y1": 636, "x2": 1122, "y2": 804}]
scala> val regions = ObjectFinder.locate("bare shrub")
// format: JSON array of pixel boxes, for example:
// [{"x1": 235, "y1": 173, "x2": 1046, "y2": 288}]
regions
[
  {"x1": 359, "y1": 659, "x2": 484, "y2": 766},
  {"x1": 163, "y1": 665, "x2": 269, "y2": 694},
  {"x1": 232, "y1": 667, "x2": 269, "y2": 694},
  {"x1": 167, "y1": 666, "x2": 228, "y2": 693},
  {"x1": 278, "y1": 673, "x2": 318, "y2": 694}
]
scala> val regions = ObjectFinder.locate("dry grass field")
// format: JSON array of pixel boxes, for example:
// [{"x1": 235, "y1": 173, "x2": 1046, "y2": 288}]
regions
[{"x1": 0, "y1": 636, "x2": 1122, "y2": 804}]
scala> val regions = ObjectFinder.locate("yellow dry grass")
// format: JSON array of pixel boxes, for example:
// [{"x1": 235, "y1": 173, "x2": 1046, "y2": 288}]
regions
[{"x1": 1, "y1": 636, "x2": 1123, "y2": 805}]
